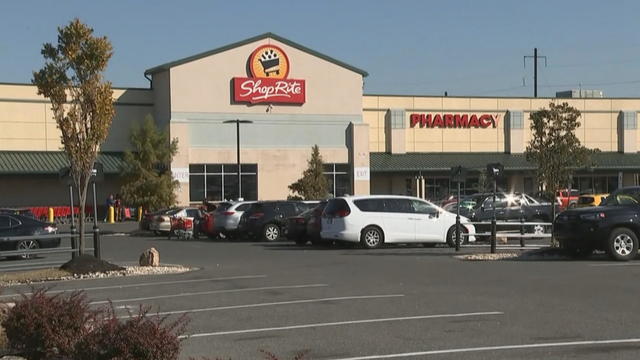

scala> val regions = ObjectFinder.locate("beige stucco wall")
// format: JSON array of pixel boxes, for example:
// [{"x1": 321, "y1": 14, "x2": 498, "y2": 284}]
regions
[
  {"x1": 167, "y1": 38, "x2": 363, "y2": 116},
  {"x1": 363, "y1": 95, "x2": 640, "y2": 153},
  {"x1": 0, "y1": 83, "x2": 154, "y2": 151}
]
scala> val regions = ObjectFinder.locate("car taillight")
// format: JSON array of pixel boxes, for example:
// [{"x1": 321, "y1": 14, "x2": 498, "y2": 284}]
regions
[
  {"x1": 223, "y1": 211, "x2": 235, "y2": 216},
  {"x1": 250, "y1": 212, "x2": 264, "y2": 219},
  {"x1": 295, "y1": 218, "x2": 305, "y2": 224},
  {"x1": 336, "y1": 209, "x2": 350, "y2": 217}
]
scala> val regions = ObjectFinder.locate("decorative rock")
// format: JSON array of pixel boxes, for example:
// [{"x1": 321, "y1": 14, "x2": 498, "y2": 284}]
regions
[{"x1": 139, "y1": 248, "x2": 160, "y2": 267}]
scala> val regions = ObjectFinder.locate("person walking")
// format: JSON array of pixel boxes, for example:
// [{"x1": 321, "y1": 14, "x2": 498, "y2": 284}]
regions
[{"x1": 114, "y1": 194, "x2": 122, "y2": 222}]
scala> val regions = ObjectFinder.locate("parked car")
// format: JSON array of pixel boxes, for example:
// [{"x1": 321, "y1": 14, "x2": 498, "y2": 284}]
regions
[
  {"x1": 554, "y1": 186, "x2": 640, "y2": 261},
  {"x1": 286, "y1": 201, "x2": 327, "y2": 245},
  {"x1": 0, "y1": 214, "x2": 59, "y2": 259},
  {"x1": 556, "y1": 189, "x2": 580, "y2": 210},
  {"x1": 576, "y1": 193, "x2": 609, "y2": 208},
  {"x1": 149, "y1": 207, "x2": 204, "y2": 235},
  {"x1": 213, "y1": 201, "x2": 255, "y2": 238},
  {"x1": 321, "y1": 195, "x2": 476, "y2": 249},
  {"x1": 469, "y1": 192, "x2": 556, "y2": 236},
  {"x1": 0, "y1": 208, "x2": 36, "y2": 219},
  {"x1": 139, "y1": 208, "x2": 171, "y2": 231},
  {"x1": 238, "y1": 201, "x2": 309, "y2": 241}
]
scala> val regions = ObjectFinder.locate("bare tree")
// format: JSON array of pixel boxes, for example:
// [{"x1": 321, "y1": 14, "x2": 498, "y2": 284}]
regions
[{"x1": 33, "y1": 19, "x2": 115, "y2": 254}]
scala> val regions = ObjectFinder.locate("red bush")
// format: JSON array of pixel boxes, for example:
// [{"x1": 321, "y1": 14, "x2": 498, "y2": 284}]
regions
[
  {"x1": 1, "y1": 288, "x2": 95, "y2": 360},
  {"x1": 74, "y1": 305, "x2": 188, "y2": 360}
]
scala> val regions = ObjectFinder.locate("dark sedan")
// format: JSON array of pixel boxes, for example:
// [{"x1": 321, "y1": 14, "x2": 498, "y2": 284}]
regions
[
  {"x1": 0, "y1": 214, "x2": 60, "y2": 258},
  {"x1": 554, "y1": 186, "x2": 640, "y2": 261},
  {"x1": 286, "y1": 201, "x2": 327, "y2": 245}
]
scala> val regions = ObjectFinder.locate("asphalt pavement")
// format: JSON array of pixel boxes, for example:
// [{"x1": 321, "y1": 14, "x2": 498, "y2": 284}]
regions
[{"x1": 2, "y1": 233, "x2": 640, "y2": 359}]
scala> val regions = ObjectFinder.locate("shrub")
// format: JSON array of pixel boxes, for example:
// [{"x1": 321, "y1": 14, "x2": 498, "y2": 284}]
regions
[
  {"x1": 1, "y1": 288, "x2": 95, "y2": 360},
  {"x1": 74, "y1": 305, "x2": 188, "y2": 360}
]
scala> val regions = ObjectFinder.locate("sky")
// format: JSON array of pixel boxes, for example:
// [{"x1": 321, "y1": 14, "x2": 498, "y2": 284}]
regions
[{"x1": 2, "y1": 0, "x2": 640, "y2": 97}]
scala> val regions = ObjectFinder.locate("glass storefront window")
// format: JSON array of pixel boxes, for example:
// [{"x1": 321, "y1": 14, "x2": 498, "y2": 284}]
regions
[
  {"x1": 324, "y1": 163, "x2": 350, "y2": 197},
  {"x1": 189, "y1": 164, "x2": 257, "y2": 202}
]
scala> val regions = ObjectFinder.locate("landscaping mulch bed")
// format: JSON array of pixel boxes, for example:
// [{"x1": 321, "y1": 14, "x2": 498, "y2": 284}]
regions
[{"x1": 59, "y1": 254, "x2": 125, "y2": 275}]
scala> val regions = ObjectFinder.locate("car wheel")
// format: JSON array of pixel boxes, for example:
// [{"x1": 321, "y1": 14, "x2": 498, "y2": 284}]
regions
[
  {"x1": 446, "y1": 225, "x2": 467, "y2": 248},
  {"x1": 263, "y1": 224, "x2": 281, "y2": 242},
  {"x1": 529, "y1": 218, "x2": 550, "y2": 235},
  {"x1": 16, "y1": 240, "x2": 39, "y2": 259},
  {"x1": 607, "y1": 228, "x2": 639, "y2": 261},
  {"x1": 360, "y1": 226, "x2": 384, "y2": 249}
]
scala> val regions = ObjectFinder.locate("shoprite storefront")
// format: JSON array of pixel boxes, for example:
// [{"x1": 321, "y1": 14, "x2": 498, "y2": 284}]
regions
[{"x1": 0, "y1": 33, "x2": 639, "y2": 207}]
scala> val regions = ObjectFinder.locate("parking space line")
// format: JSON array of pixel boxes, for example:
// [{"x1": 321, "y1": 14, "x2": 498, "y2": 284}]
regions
[
  {"x1": 0, "y1": 274, "x2": 268, "y2": 299},
  {"x1": 0, "y1": 261, "x2": 64, "y2": 269},
  {"x1": 90, "y1": 283, "x2": 329, "y2": 305},
  {"x1": 329, "y1": 338, "x2": 640, "y2": 359},
  {"x1": 179, "y1": 311, "x2": 503, "y2": 339},
  {"x1": 589, "y1": 262, "x2": 640, "y2": 267},
  {"x1": 118, "y1": 294, "x2": 405, "y2": 318}
]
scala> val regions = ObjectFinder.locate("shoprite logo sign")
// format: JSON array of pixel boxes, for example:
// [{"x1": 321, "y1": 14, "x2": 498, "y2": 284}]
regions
[
  {"x1": 233, "y1": 44, "x2": 306, "y2": 105},
  {"x1": 409, "y1": 113, "x2": 498, "y2": 128}
]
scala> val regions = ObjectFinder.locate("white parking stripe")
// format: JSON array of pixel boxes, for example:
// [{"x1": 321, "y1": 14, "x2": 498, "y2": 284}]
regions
[
  {"x1": 179, "y1": 311, "x2": 503, "y2": 339},
  {"x1": 118, "y1": 294, "x2": 405, "y2": 318},
  {"x1": 0, "y1": 275, "x2": 268, "y2": 299},
  {"x1": 90, "y1": 283, "x2": 329, "y2": 305},
  {"x1": 330, "y1": 338, "x2": 640, "y2": 359},
  {"x1": 589, "y1": 262, "x2": 640, "y2": 267},
  {"x1": 0, "y1": 261, "x2": 63, "y2": 268}
]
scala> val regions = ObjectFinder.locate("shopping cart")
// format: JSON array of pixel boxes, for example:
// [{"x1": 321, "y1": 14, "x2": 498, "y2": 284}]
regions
[
  {"x1": 169, "y1": 216, "x2": 196, "y2": 240},
  {"x1": 259, "y1": 49, "x2": 280, "y2": 76}
]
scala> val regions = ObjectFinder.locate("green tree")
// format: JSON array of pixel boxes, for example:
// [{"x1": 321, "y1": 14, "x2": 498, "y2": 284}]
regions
[
  {"x1": 32, "y1": 19, "x2": 114, "y2": 254},
  {"x1": 526, "y1": 102, "x2": 596, "y2": 243},
  {"x1": 288, "y1": 145, "x2": 329, "y2": 200},
  {"x1": 120, "y1": 115, "x2": 179, "y2": 212},
  {"x1": 526, "y1": 102, "x2": 595, "y2": 198}
]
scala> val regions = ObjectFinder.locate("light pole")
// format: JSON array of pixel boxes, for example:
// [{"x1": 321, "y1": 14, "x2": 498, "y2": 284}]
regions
[{"x1": 223, "y1": 119, "x2": 253, "y2": 200}]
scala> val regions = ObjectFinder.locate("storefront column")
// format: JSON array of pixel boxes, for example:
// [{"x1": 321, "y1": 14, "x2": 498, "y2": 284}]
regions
[
  {"x1": 348, "y1": 122, "x2": 371, "y2": 195},
  {"x1": 170, "y1": 121, "x2": 191, "y2": 206},
  {"x1": 420, "y1": 176, "x2": 426, "y2": 199}
]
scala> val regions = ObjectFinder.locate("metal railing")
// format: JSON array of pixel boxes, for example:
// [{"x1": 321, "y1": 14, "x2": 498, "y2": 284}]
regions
[
  {"x1": 0, "y1": 233, "x2": 98, "y2": 259},
  {"x1": 455, "y1": 219, "x2": 553, "y2": 253}
]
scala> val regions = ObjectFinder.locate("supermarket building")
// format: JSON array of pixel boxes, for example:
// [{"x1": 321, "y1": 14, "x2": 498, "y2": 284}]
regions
[{"x1": 1, "y1": 32, "x2": 639, "y2": 207}]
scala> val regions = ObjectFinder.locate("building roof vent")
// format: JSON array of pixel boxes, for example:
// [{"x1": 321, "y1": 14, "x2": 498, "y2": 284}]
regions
[{"x1": 556, "y1": 89, "x2": 604, "y2": 98}]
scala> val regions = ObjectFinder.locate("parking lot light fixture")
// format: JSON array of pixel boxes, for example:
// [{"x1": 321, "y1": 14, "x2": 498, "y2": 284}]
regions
[{"x1": 223, "y1": 119, "x2": 254, "y2": 200}]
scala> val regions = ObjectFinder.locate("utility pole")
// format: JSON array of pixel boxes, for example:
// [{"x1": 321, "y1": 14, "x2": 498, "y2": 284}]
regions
[{"x1": 524, "y1": 48, "x2": 547, "y2": 97}]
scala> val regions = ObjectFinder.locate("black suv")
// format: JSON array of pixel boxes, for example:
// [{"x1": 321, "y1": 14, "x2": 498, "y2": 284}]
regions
[
  {"x1": 554, "y1": 186, "x2": 640, "y2": 261},
  {"x1": 238, "y1": 201, "x2": 312, "y2": 241}
]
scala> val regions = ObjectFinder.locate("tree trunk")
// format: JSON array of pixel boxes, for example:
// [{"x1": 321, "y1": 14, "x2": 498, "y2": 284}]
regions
[{"x1": 77, "y1": 180, "x2": 90, "y2": 256}]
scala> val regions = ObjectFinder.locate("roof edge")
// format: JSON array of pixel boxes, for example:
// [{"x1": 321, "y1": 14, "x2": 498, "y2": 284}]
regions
[{"x1": 144, "y1": 32, "x2": 368, "y2": 77}]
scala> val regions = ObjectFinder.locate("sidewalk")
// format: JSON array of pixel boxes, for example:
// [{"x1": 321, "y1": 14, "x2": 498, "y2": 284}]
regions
[{"x1": 57, "y1": 221, "x2": 139, "y2": 235}]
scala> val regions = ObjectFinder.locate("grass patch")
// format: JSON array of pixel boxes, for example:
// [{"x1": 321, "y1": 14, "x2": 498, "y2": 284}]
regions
[{"x1": 0, "y1": 268, "x2": 72, "y2": 285}]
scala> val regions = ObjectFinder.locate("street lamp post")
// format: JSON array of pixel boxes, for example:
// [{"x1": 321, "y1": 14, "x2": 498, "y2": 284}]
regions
[{"x1": 223, "y1": 119, "x2": 254, "y2": 200}]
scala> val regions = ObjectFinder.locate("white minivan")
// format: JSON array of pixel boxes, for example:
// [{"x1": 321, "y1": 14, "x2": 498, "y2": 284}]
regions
[{"x1": 321, "y1": 195, "x2": 476, "y2": 249}]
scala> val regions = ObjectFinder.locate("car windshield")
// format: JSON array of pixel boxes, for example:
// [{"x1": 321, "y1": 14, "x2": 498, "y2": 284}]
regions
[
  {"x1": 167, "y1": 208, "x2": 183, "y2": 216},
  {"x1": 606, "y1": 188, "x2": 640, "y2": 206}
]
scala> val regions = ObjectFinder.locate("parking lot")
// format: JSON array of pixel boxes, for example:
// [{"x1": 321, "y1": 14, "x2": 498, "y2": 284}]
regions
[{"x1": 2, "y1": 233, "x2": 640, "y2": 359}]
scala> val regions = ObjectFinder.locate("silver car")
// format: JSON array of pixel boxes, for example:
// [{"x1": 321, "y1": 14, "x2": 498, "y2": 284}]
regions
[{"x1": 213, "y1": 201, "x2": 255, "y2": 237}]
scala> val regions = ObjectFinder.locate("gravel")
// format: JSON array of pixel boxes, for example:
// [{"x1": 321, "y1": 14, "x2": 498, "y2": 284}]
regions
[{"x1": 0, "y1": 265, "x2": 191, "y2": 286}]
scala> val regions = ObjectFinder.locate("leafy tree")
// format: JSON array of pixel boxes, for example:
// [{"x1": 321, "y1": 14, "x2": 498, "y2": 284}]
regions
[
  {"x1": 120, "y1": 115, "x2": 179, "y2": 212},
  {"x1": 526, "y1": 102, "x2": 596, "y2": 242},
  {"x1": 526, "y1": 102, "x2": 595, "y2": 197},
  {"x1": 288, "y1": 145, "x2": 329, "y2": 200},
  {"x1": 32, "y1": 19, "x2": 114, "y2": 254}
]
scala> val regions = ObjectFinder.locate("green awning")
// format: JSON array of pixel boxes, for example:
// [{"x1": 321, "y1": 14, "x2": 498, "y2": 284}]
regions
[
  {"x1": 0, "y1": 151, "x2": 124, "y2": 175},
  {"x1": 370, "y1": 152, "x2": 640, "y2": 173}
]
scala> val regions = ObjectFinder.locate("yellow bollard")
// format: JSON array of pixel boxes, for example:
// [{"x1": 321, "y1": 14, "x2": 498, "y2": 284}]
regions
[
  {"x1": 48, "y1": 207, "x2": 54, "y2": 223},
  {"x1": 108, "y1": 206, "x2": 115, "y2": 224},
  {"x1": 137, "y1": 206, "x2": 143, "y2": 222}
]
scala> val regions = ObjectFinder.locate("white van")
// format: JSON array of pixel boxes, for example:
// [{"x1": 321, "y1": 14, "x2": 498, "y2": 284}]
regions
[{"x1": 321, "y1": 195, "x2": 476, "y2": 249}]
